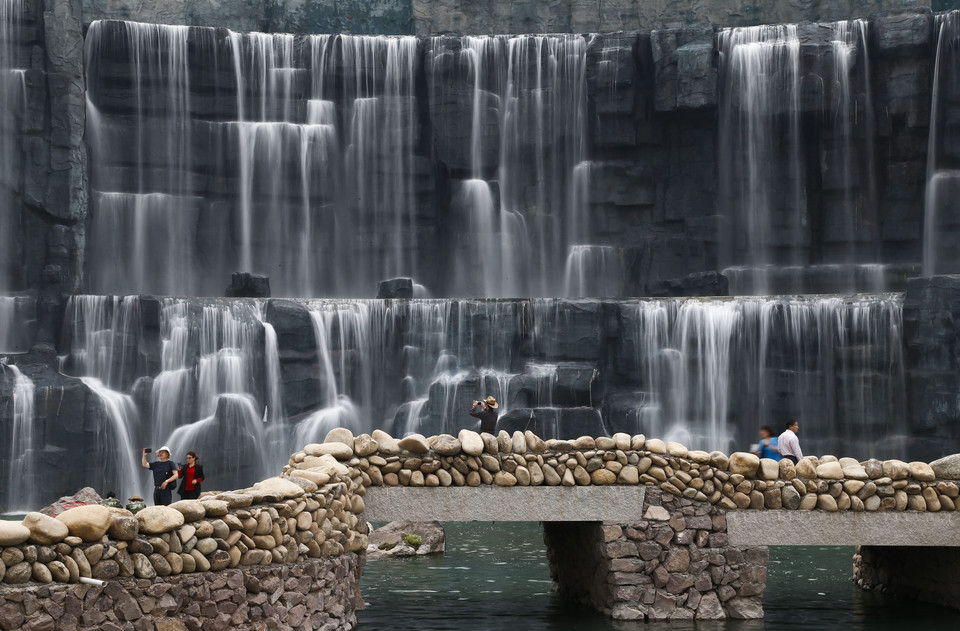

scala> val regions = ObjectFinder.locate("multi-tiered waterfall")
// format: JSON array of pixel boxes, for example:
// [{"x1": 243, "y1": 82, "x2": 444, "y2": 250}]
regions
[{"x1": 2, "y1": 5, "x2": 960, "y2": 511}]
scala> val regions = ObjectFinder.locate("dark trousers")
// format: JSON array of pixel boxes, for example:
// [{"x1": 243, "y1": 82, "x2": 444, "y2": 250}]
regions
[
  {"x1": 154, "y1": 487, "x2": 173, "y2": 506},
  {"x1": 179, "y1": 489, "x2": 200, "y2": 500},
  {"x1": 784, "y1": 455, "x2": 799, "y2": 464}
]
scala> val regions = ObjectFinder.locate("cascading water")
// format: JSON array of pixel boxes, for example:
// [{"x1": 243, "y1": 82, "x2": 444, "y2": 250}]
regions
[
  {"x1": 428, "y1": 34, "x2": 588, "y2": 297},
  {"x1": 619, "y1": 296, "x2": 906, "y2": 457},
  {"x1": 718, "y1": 24, "x2": 804, "y2": 294},
  {"x1": 58, "y1": 296, "x2": 145, "y2": 501},
  {"x1": 924, "y1": 11, "x2": 960, "y2": 276},
  {"x1": 2, "y1": 361, "x2": 35, "y2": 511},
  {"x1": 718, "y1": 21, "x2": 882, "y2": 294},
  {"x1": 85, "y1": 23, "x2": 421, "y2": 297},
  {"x1": 0, "y1": 0, "x2": 24, "y2": 292}
]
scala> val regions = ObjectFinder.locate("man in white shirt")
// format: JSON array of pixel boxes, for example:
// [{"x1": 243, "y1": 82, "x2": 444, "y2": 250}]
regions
[{"x1": 778, "y1": 420, "x2": 803, "y2": 464}]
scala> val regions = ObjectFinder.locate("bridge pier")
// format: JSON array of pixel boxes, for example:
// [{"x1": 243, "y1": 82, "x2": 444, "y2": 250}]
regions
[
  {"x1": 542, "y1": 487, "x2": 767, "y2": 621},
  {"x1": 855, "y1": 546, "x2": 960, "y2": 609}
]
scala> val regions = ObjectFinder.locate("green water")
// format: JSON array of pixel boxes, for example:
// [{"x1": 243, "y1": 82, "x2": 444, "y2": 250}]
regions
[{"x1": 357, "y1": 522, "x2": 957, "y2": 630}]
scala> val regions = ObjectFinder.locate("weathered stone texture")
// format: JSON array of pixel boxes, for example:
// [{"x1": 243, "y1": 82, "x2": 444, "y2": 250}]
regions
[{"x1": 542, "y1": 486, "x2": 767, "y2": 620}]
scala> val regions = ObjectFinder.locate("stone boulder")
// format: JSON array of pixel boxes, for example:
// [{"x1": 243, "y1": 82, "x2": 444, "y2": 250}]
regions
[
  {"x1": 367, "y1": 520, "x2": 445, "y2": 558},
  {"x1": 353, "y1": 434, "x2": 379, "y2": 457},
  {"x1": 728, "y1": 452, "x2": 760, "y2": 477},
  {"x1": 457, "y1": 429, "x2": 484, "y2": 456},
  {"x1": 22, "y1": 512, "x2": 69, "y2": 545},
  {"x1": 0, "y1": 521, "x2": 31, "y2": 546},
  {"x1": 253, "y1": 477, "x2": 306, "y2": 499},
  {"x1": 376, "y1": 277, "x2": 413, "y2": 299},
  {"x1": 137, "y1": 506, "x2": 186, "y2": 535},
  {"x1": 168, "y1": 500, "x2": 206, "y2": 522},
  {"x1": 323, "y1": 427, "x2": 355, "y2": 446},
  {"x1": 397, "y1": 433, "x2": 430, "y2": 454},
  {"x1": 931, "y1": 454, "x2": 960, "y2": 479},
  {"x1": 372, "y1": 430, "x2": 400, "y2": 455},
  {"x1": 39, "y1": 487, "x2": 103, "y2": 516},
  {"x1": 224, "y1": 272, "x2": 270, "y2": 298},
  {"x1": 56, "y1": 505, "x2": 113, "y2": 541},
  {"x1": 304, "y1": 442, "x2": 353, "y2": 459}
]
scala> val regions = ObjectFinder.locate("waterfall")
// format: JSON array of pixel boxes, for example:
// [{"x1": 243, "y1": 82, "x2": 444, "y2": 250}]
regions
[
  {"x1": 563, "y1": 245, "x2": 621, "y2": 297},
  {"x1": 60, "y1": 295, "x2": 141, "y2": 390},
  {"x1": 0, "y1": 0, "x2": 24, "y2": 291},
  {"x1": 924, "y1": 12, "x2": 960, "y2": 276},
  {"x1": 2, "y1": 362, "x2": 35, "y2": 511},
  {"x1": 619, "y1": 296, "x2": 906, "y2": 457},
  {"x1": 429, "y1": 34, "x2": 589, "y2": 297},
  {"x1": 718, "y1": 24, "x2": 803, "y2": 294}
]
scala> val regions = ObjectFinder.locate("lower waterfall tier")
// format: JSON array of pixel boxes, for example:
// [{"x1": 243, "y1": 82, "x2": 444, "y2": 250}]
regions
[{"x1": 4, "y1": 279, "x2": 959, "y2": 512}]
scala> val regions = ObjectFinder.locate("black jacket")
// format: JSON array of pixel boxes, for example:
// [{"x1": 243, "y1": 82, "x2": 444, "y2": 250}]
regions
[
  {"x1": 470, "y1": 406, "x2": 499, "y2": 434},
  {"x1": 176, "y1": 464, "x2": 205, "y2": 496}
]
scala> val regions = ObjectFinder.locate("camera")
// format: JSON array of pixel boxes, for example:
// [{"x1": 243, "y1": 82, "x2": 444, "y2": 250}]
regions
[{"x1": 143, "y1": 447, "x2": 152, "y2": 453}]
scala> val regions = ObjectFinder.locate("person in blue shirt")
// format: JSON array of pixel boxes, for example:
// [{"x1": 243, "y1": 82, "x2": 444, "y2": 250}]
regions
[{"x1": 754, "y1": 425, "x2": 781, "y2": 461}]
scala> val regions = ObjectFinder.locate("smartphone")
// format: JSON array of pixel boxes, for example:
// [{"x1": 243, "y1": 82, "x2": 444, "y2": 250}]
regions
[{"x1": 144, "y1": 447, "x2": 152, "y2": 453}]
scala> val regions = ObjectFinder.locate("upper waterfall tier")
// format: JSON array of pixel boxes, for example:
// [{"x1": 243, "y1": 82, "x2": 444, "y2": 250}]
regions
[{"x1": 75, "y1": 12, "x2": 948, "y2": 299}]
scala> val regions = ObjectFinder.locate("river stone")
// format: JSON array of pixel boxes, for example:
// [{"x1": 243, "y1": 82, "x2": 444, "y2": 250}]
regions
[
  {"x1": 305, "y1": 442, "x2": 354, "y2": 459},
  {"x1": 180, "y1": 553, "x2": 196, "y2": 573},
  {"x1": 1, "y1": 548, "x2": 23, "y2": 565},
  {"x1": 168, "y1": 500, "x2": 206, "y2": 522},
  {"x1": 883, "y1": 459, "x2": 910, "y2": 480},
  {"x1": 432, "y1": 434, "x2": 461, "y2": 456},
  {"x1": 106, "y1": 514, "x2": 139, "y2": 541},
  {"x1": 48, "y1": 560, "x2": 70, "y2": 582},
  {"x1": 757, "y1": 458, "x2": 779, "y2": 480},
  {"x1": 254, "y1": 477, "x2": 306, "y2": 499},
  {"x1": 781, "y1": 485, "x2": 801, "y2": 510},
  {"x1": 842, "y1": 464, "x2": 869, "y2": 480},
  {"x1": 512, "y1": 431, "x2": 527, "y2": 454},
  {"x1": 525, "y1": 431, "x2": 547, "y2": 452},
  {"x1": 595, "y1": 436, "x2": 616, "y2": 450},
  {"x1": 645, "y1": 438, "x2": 667, "y2": 454},
  {"x1": 458, "y1": 430, "x2": 484, "y2": 456},
  {"x1": 31, "y1": 561, "x2": 52, "y2": 583},
  {"x1": 816, "y1": 462, "x2": 844, "y2": 480},
  {"x1": 817, "y1": 494, "x2": 838, "y2": 511},
  {"x1": 199, "y1": 500, "x2": 229, "y2": 518},
  {"x1": 137, "y1": 506, "x2": 186, "y2": 534},
  {"x1": 908, "y1": 461, "x2": 936, "y2": 482},
  {"x1": 687, "y1": 450, "x2": 711, "y2": 464},
  {"x1": 22, "y1": 512, "x2": 69, "y2": 545},
  {"x1": 728, "y1": 452, "x2": 760, "y2": 477},
  {"x1": 480, "y1": 432, "x2": 499, "y2": 454},
  {"x1": 665, "y1": 441, "x2": 688, "y2": 458},
  {"x1": 4, "y1": 561, "x2": 31, "y2": 584},
  {"x1": 795, "y1": 458, "x2": 818, "y2": 479},
  {"x1": 56, "y1": 505, "x2": 113, "y2": 542},
  {"x1": 494, "y1": 471, "x2": 518, "y2": 486},
  {"x1": 543, "y1": 465, "x2": 562, "y2": 486},
  {"x1": 211, "y1": 492, "x2": 250, "y2": 509},
  {"x1": 195, "y1": 537, "x2": 218, "y2": 555},
  {"x1": 324, "y1": 427, "x2": 355, "y2": 446},
  {"x1": 398, "y1": 434, "x2": 430, "y2": 454},
  {"x1": 92, "y1": 559, "x2": 120, "y2": 580},
  {"x1": 931, "y1": 454, "x2": 960, "y2": 479},
  {"x1": 353, "y1": 434, "x2": 379, "y2": 457},
  {"x1": 618, "y1": 466, "x2": 640, "y2": 484},
  {"x1": 591, "y1": 469, "x2": 617, "y2": 485},
  {"x1": 709, "y1": 451, "x2": 728, "y2": 470},
  {"x1": 859, "y1": 458, "x2": 881, "y2": 479}
]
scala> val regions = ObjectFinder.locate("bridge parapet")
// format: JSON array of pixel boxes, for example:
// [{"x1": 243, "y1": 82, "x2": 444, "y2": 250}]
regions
[{"x1": 289, "y1": 427, "x2": 960, "y2": 518}]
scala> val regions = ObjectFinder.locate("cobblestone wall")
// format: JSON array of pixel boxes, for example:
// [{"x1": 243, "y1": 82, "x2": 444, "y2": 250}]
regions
[{"x1": 543, "y1": 487, "x2": 767, "y2": 621}]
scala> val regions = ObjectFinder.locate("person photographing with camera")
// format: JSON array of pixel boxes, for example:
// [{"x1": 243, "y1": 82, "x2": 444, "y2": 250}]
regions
[
  {"x1": 141, "y1": 446, "x2": 178, "y2": 506},
  {"x1": 469, "y1": 395, "x2": 500, "y2": 434}
]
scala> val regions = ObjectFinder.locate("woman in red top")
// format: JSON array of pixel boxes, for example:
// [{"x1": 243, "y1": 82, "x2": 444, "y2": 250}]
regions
[{"x1": 176, "y1": 451, "x2": 205, "y2": 500}]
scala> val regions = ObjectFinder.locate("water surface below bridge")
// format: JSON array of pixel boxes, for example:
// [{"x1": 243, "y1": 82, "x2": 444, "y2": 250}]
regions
[{"x1": 358, "y1": 522, "x2": 956, "y2": 630}]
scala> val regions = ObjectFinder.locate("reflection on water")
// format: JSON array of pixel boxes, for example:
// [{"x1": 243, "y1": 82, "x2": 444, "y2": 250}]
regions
[{"x1": 358, "y1": 523, "x2": 957, "y2": 630}]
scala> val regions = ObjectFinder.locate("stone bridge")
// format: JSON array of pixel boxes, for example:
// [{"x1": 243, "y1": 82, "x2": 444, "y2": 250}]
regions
[{"x1": 328, "y1": 428, "x2": 960, "y2": 622}]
